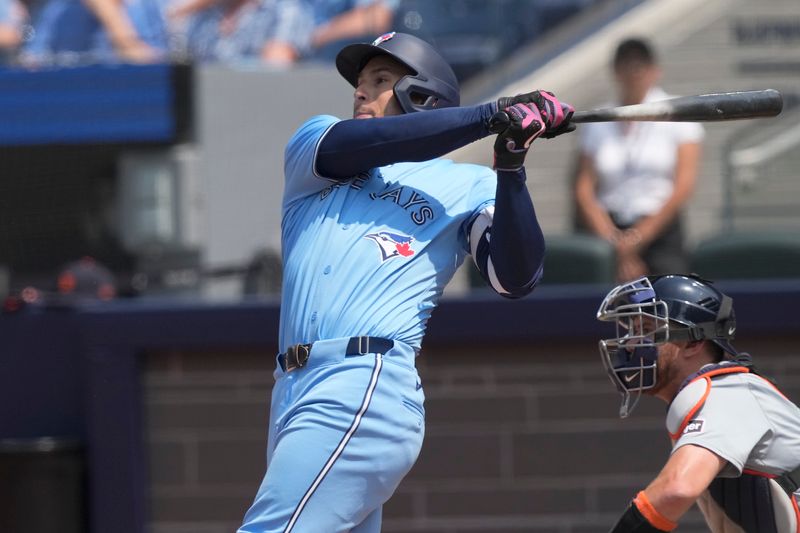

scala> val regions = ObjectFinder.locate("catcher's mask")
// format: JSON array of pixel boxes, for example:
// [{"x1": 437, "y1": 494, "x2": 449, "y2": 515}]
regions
[{"x1": 596, "y1": 274, "x2": 738, "y2": 418}]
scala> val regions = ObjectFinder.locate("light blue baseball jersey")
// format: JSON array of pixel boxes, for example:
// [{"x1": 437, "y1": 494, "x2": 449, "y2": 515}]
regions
[{"x1": 279, "y1": 114, "x2": 496, "y2": 352}]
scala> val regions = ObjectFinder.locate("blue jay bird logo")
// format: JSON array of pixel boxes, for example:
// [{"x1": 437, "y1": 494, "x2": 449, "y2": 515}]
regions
[{"x1": 364, "y1": 232, "x2": 416, "y2": 262}]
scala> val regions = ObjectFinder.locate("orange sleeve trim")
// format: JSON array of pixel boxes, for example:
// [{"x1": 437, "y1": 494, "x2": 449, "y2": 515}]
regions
[
  {"x1": 668, "y1": 376, "x2": 712, "y2": 441},
  {"x1": 668, "y1": 367, "x2": 751, "y2": 441},
  {"x1": 709, "y1": 366, "x2": 751, "y2": 377},
  {"x1": 633, "y1": 491, "x2": 678, "y2": 531}
]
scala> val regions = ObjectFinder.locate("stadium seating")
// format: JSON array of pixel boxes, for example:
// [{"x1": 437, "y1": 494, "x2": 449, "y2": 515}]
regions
[
  {"x1": 689, "y1": 231, "x2": 800, "y2": 280},
  {"x1": 540, "y1": 233, "x2": 615, "y2": 285}
]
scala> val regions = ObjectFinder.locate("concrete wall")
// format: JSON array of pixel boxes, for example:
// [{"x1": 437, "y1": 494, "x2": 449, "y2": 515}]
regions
[
  {"x1": 143, "y1": 336, "x2": 800, "y2": 533},
  {"x1": 184, "y1": 65, "x2": 352, "y2": 297}
]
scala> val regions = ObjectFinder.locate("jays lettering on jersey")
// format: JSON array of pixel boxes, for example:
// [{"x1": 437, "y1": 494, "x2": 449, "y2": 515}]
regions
[{"x1": 280, "y1": 114, "x2": 496, "y2": 351}]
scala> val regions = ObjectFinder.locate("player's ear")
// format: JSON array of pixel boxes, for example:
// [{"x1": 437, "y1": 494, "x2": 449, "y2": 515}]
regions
[{"x1": 682, "y1": 340, "x2": 706, "y2": 359}]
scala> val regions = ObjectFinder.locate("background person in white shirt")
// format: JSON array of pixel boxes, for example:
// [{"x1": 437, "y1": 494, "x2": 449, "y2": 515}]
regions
[{"x1": 574, "y1": 37, "x2": 704, "y2": 282}]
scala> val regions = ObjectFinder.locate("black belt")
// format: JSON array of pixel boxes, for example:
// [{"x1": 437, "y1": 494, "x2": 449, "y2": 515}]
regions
[{"x1": 281, "y1": 336, "x2": 394, "y2": 372}]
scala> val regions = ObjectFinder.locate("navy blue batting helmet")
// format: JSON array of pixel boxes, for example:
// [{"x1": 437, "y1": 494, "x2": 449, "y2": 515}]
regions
[{"x1": 335, "y1": 32, "x2": 460, "y2": 113}]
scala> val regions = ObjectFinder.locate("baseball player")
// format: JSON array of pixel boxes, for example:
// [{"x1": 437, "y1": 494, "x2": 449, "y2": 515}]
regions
[
  {"x1": 237, "y1": 31, "x2": 573, "y2": 532},
  {"x1": 596, "y1": 274, "x2": 800, "y2": 532}
]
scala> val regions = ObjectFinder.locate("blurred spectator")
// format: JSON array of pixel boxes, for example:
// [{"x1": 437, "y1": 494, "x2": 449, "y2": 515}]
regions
[
  {"x1": 574, "y1": 37, "x2": 704, "y2": 282},
  {"x1": 0, "y1": 0, "x2": 28, "y2": 63},
  {"x1": 20, "y1": 0, "x2": 169, "y2": 65},
  {"x1": 168, "y1": 0, "x2": 312, "y2": 66},
  {"x1": 57, "y1": 256, "x2": 117, "y2": 301},
  {"x1": 2, "y1": 257, "x2": 117, "y2": 313},
  {"x1": 302, "y1": 0, "x2": 397, "y2": 61},
  {"x1": 83, "y1": 0, "x2": 167, "y2": 62}
]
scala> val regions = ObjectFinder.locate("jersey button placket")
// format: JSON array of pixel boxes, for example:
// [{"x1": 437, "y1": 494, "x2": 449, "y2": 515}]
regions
[{"x1": 310, "y1": 266, "x2": 331, "y2": 332}]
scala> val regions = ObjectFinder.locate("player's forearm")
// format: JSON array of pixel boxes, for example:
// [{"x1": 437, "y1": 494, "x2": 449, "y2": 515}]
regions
[
  {"x1": 609, "y1": 491, "x2": 677, "y2": 532},
  {"x1": 642, "y1": 460, "x2": 717, "y2": 521},
  {"x1": 316, "y1": 103, "x2": 496, "y2": 179},
  {"x1": 620, "y1": 444, "x2": 726, "y2": 529},
  {"x1": 486, "y1": 168, "x2": 544, "y2": 297},
  {"x1": 641, "y1": 483, "x2": 699, "y2": 523}
]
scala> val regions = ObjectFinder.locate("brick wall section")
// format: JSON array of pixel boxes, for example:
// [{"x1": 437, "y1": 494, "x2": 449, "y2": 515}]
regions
[{"x1": 143, "y1": 338, "x2": 800, "y2": 533}]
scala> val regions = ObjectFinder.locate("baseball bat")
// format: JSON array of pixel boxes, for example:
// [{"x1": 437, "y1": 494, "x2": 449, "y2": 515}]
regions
[
  {"x1": 487, "y1": 89, "x2": 783, "y2": 132},
  {"x1": 571, "y1": 89, "x2": 783, "y2": 123}
]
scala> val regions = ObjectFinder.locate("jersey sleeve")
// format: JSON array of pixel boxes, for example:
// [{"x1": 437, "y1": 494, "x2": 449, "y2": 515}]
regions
[
  {"x1": 283, "y1": 114, "x2": 340, "y2": 208},
  {"x1": 461, "y1": 166, "x2": 497, "y2": 252},
  {"x1": 671, "y1": 377, "x2": 771, "y2": 476}
]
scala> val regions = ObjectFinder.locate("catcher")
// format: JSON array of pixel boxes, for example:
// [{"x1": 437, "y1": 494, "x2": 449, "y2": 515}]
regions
[{"x1": 596, "y1": 274, "x2": 800, "y2": 532}]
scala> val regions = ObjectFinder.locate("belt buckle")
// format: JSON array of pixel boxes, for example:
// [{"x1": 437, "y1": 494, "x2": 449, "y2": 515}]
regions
[{"x1": 286, "y1": 343, "x2": 311, "y2": 371}]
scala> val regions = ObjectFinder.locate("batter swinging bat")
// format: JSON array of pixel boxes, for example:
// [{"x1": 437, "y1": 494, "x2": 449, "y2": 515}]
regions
[{"x1": 571, "y1": 89, "x2": 783, "y2": 123}]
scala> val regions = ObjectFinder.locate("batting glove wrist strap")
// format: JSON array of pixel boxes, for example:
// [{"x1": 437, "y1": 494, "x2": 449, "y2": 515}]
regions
[
  {"x1": 608, "y1": 491, "x2": 676, "y2": 532},
  {"x1": 492, "y1": 103, "x2": 543, "y2": 171}
]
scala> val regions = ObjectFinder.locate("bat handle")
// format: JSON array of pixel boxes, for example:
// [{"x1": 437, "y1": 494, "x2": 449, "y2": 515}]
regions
[{"x1": 488, "y1": 111, "x2": 510, "y2": 134}]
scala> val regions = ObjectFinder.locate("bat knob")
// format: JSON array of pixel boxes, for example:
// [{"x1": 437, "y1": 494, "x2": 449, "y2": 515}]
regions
[{"x1": 488, "y1": 111, "x2": 510, "y2": 134}]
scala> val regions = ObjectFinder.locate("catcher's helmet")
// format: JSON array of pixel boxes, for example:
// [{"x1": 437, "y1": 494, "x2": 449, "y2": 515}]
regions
[
  {"x1": 335, "y1": 32, "x2": 460, "y2": 113},
  {"x1": 596, "y1": 274, "x2": 738, "y2": 417}
]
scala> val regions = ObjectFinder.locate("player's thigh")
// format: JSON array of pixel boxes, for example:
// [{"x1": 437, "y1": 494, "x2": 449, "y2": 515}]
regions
[
  {"x1": 351, "y1": 507, "x2": 382, "y2": 533},
  {"x1": 240, "y1": 355, "x2": 424, "y2": 532}
]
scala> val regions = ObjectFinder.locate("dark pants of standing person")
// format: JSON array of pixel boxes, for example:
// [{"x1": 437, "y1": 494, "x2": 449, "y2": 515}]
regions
[{"x1": 612, "y1": 214, "x2": 688, "y2": 276}]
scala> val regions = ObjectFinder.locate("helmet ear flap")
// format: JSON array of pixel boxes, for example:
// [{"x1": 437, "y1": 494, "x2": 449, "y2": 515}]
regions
[
  {"x1": 393, "y1": 76, "x2": 422, "y2": 113},
  {"x1": 393, "y1": 75, "x2": 458, "y2": 113}
]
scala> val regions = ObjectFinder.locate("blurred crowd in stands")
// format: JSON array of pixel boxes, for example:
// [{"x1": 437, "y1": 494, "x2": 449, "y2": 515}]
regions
[
  {"x1": 0, "y1": 0, "x2": 597, "y2": 77},
  {"x1": 0, "y1": 0, "x2": 400, "y2": 67}
]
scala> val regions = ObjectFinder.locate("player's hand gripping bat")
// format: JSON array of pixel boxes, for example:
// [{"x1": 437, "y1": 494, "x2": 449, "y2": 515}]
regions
[{"x1": 488, "y1": 89, "x2": 783, "y2": 133}]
